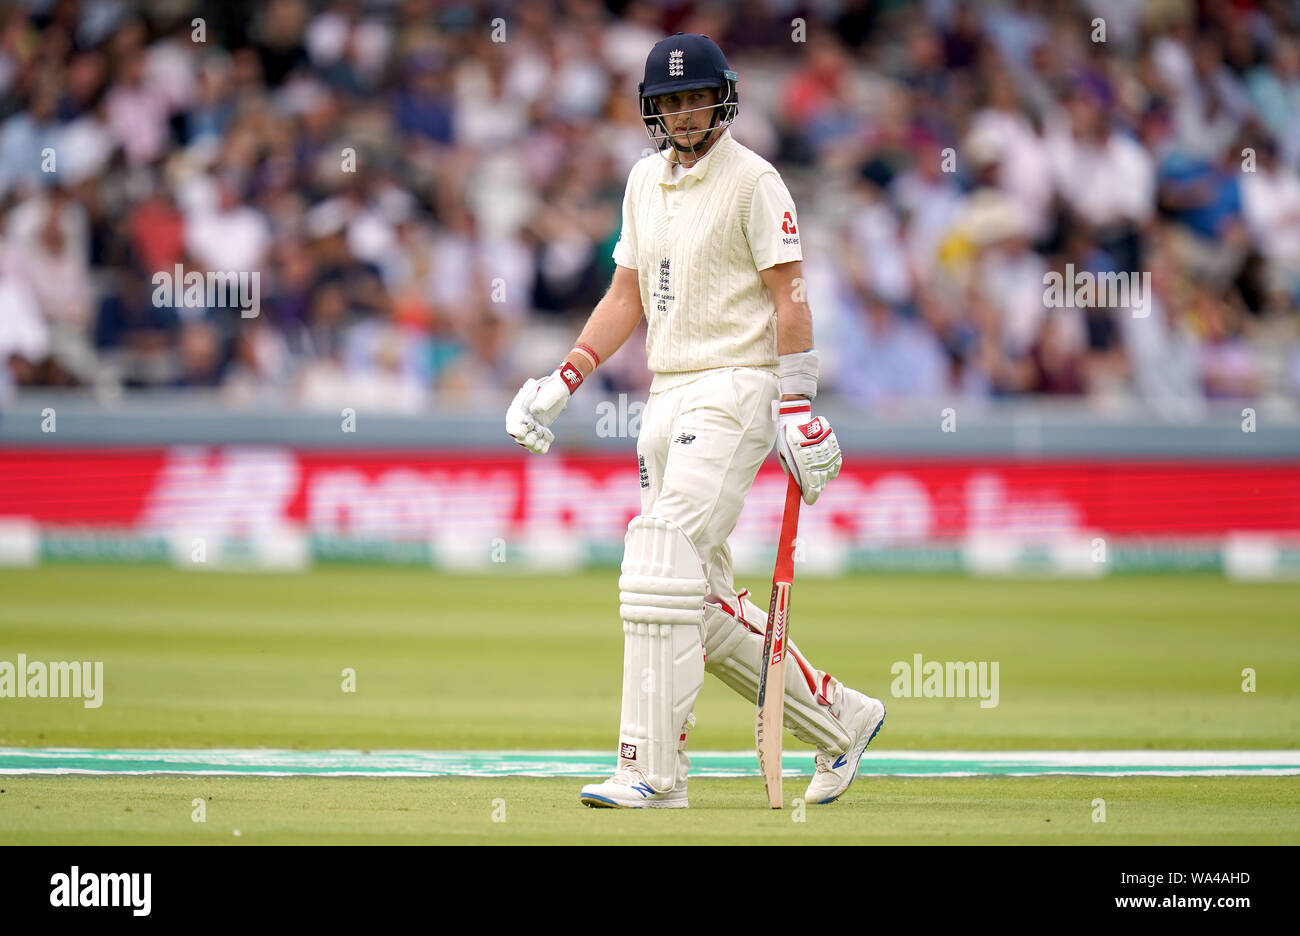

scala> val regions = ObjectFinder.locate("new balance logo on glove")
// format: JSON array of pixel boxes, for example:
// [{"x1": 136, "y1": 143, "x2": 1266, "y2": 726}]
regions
[
  {"x1": 799, "y1": 417, "x2": 832, "y2": 444},
  {"x1": 776, "y1": 400, "x2": 843, "y2": 506}
]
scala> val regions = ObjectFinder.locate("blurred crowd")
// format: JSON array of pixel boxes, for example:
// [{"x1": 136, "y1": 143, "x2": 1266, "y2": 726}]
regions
[{"x1": 1, "y1": 0, "x2": 1300, "y2": 416}]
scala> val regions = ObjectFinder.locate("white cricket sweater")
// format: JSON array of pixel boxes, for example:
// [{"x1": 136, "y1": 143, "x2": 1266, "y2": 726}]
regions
[{"x1": 612, "y1": 128, "x2": 803, "y2": 391}]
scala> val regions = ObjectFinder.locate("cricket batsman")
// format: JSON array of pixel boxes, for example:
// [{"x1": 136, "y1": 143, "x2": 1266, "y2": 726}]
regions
[{"x1": 506, "y1": 33, "x2": 886, "y2": 808}]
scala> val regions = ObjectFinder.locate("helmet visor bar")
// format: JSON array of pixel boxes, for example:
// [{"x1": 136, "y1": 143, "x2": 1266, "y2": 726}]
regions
[{"x1": 641, "y1": 83, "x2": 736, "y2": 154}]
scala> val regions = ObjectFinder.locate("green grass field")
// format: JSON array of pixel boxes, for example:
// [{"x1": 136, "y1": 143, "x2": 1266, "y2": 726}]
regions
[
  {"x1": 4, "y1": 776, "x2": 1298, "y2": 844},
  {"x1": 1, "y1": 565, "x2": 1298, "y2": 843}
]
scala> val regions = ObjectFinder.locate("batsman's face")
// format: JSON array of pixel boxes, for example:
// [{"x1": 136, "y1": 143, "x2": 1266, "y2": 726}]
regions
[{"x1": 654, "y1": 88, "x2": 719, "y2": 152}]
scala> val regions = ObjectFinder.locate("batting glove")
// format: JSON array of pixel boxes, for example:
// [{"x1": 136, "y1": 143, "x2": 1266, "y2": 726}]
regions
[
  {"x1": 776, "y1": 399, "x2": 842, "y2": 505},
  {"x1": 505, "y1": 364, "x2": 580, "y2": 455}
]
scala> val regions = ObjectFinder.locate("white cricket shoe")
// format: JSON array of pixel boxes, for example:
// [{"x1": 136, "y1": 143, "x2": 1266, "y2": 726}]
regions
[
  {"x1": 804, "y1": 689, "x2": 886, "y2": 804},
  {"x1": 580, "y1": 763, "x2": 688, "y2": 809}
]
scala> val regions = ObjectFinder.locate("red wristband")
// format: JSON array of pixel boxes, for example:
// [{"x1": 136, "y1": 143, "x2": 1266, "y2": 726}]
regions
[{"x1": 574, "y1": 342, "x2": 601, "y2": 368}]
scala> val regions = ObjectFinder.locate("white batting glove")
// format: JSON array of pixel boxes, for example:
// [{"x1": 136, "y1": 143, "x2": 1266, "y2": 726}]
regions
[
  {"x1": 776, "y1": 399, "x2": 842, "y2": 505},
  {"x1": 505, "y1": 363, "x2": 582, "y2": 455}
]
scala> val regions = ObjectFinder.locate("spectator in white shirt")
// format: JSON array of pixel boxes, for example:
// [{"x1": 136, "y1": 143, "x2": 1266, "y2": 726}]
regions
[
  {"x1": 1045, "y1": 87, "x2": 1154, "y2": 272},
  {"x1": 184, "y1": 173, "x2": 272, "y2": 279},
  {"x1": 1240, "y1": 138, "x2": 1300, "y2": 310},
  {"x1": 105, "y1": 54, "x2": 170, "y2": 167}
]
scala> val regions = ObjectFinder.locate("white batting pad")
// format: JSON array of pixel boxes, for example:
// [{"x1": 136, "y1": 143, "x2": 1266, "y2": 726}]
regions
[
  {"x1": 702, "y1": 595, "x2": 852, "y2": 753},
  {"x1": 616, "y1": 516, "x2": 707, "y2": 790}
]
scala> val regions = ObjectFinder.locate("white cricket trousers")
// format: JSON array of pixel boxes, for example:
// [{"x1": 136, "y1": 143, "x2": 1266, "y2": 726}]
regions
[
  {"x1": 635, "y1": 366, "x2": 778, "y2": 604},
  {"x1": 626, "y1": 365, "x2": 854, "y2": 759}
]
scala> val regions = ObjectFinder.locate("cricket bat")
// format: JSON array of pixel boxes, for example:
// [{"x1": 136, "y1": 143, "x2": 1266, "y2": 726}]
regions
[{"x1": 755, "y1": 473, "x2": 803, "y2": 809}]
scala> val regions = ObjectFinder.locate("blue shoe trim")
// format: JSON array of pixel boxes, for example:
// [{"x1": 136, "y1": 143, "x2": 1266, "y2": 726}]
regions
[
  {"x1": 819, "y1": 704, "x2": 886, "y2": 805},
  {"x1": 581, "y1": 792, "x2": 620, "y2": 808}
]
